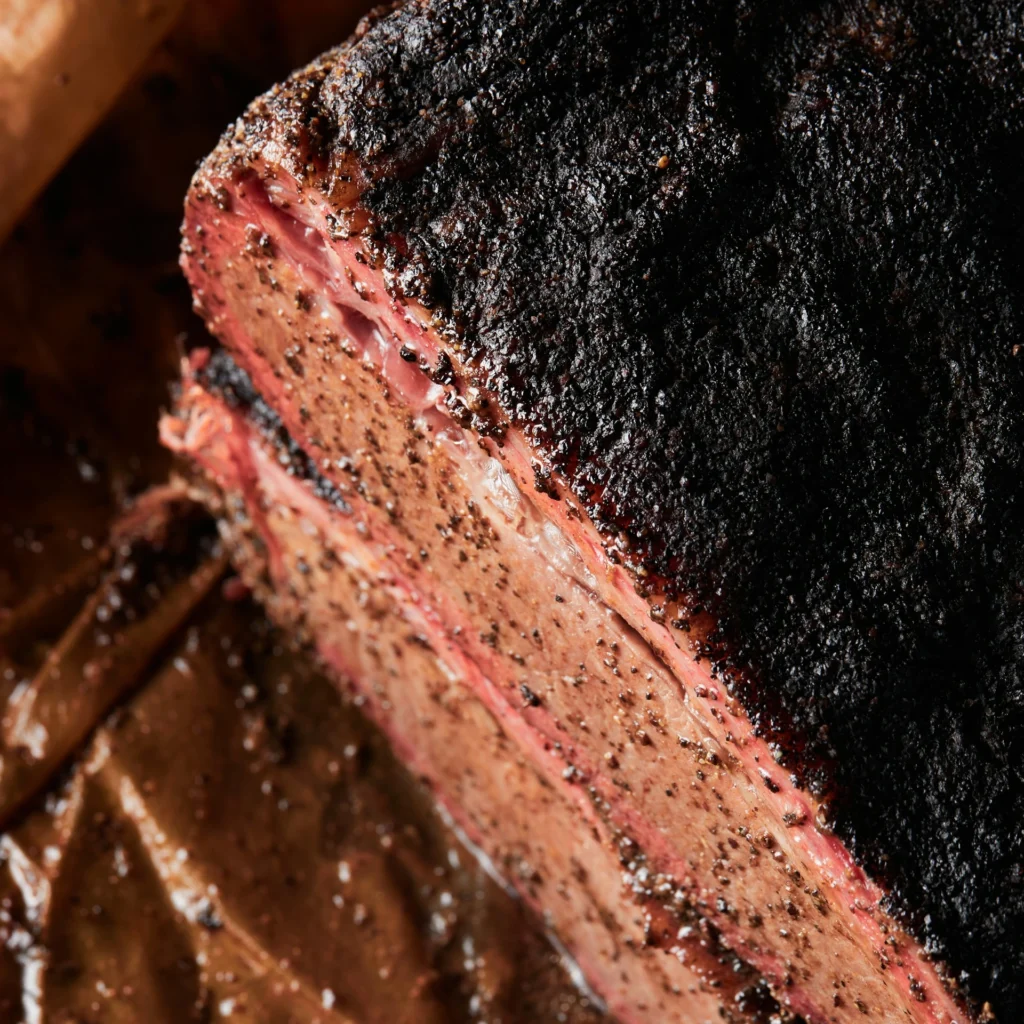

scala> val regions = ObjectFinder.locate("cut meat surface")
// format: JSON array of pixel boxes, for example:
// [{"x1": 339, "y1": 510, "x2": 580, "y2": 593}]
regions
[{"x1": 167, "y1": 2, "x2": 1024, "y2": 1022}]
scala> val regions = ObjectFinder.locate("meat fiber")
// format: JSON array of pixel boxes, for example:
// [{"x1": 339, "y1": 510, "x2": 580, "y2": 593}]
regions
[{"x1": 164, "y1": 2, "x2": 1024, "y2": 1021}]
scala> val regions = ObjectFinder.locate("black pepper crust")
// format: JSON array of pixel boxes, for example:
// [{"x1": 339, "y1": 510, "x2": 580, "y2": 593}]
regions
[{"x1": 196, "y1": 1, "x2": 1024, "y2": 1016}]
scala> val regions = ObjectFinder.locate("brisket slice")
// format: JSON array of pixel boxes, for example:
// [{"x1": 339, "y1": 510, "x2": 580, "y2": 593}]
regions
[{"x1": 165, "y1": 1, "x2": 1024, "y2": 1020}]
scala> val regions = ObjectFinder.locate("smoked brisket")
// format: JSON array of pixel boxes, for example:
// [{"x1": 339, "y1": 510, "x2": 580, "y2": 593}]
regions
[{"x1": 167, "y1": 2, "x2": 1024, "y2": 1020}]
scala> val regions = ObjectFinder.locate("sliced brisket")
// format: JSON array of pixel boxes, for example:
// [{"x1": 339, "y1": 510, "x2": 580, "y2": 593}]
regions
[{"x1": 166, "y1": 2, "x2": 1024, "y2": 1021}]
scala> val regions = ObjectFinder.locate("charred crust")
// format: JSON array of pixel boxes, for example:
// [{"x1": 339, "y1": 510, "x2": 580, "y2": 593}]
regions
[{"x1": 198, "y1": 351, "x2": 350, "y2": 514}]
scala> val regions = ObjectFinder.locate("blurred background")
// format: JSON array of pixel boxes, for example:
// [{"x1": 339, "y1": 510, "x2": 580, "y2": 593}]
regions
[{"x1": 0, "y1": 4, "x2": 605, "y2": 1021}]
